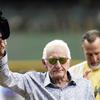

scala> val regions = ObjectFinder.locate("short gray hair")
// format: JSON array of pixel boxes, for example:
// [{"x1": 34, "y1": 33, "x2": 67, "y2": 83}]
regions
[
  {"x1": 42, "y1": 39, "x2": 71, "y2": 59},
  {"x1": 82, "y1": 29, "x2": 100, "y2": 43}
]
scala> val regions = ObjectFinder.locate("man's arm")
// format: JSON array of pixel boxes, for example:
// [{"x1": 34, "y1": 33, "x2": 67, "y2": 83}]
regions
[{"x1": 0, "y1": 39, "x2": 25, "y2": 97}]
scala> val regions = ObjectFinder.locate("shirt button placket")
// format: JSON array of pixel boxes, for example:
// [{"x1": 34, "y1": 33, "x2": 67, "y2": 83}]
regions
[{"x1": 59, "y1": 89, "x2": 64, "y2": 100}]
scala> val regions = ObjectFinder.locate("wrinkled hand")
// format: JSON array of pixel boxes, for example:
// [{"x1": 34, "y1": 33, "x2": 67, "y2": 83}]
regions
[{"x1": 0, "y1": 39, "x2": 7, "y2": 57}]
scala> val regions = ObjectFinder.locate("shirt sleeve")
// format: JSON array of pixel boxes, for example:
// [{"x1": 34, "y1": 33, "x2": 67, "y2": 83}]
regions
[{"x1": 0, "y1": 53, "x2": 25, "y2": 97}]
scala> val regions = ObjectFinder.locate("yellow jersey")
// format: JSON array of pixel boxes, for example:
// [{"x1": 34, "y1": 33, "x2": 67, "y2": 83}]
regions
[{"x1": 69, "y1": 61, "x2": 100, "y2": 100}]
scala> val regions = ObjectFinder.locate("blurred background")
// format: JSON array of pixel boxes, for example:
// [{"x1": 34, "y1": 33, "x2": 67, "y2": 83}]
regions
[
  {"x1": 0, "y1": 0, "x2": 100, "y2": 100},
  {"x1": 1, "y1": 0, "x2": 100, "y2": 61}
]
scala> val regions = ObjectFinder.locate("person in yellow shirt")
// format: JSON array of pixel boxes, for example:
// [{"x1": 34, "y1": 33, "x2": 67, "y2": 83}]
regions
[{"x1": 69, "y1": 29, "x2": 100, "y2": 100}]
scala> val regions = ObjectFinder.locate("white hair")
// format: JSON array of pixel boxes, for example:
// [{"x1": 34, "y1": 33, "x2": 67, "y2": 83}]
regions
[{"x1": 42, "y1": 39, "x2": 71, "y2": 59}]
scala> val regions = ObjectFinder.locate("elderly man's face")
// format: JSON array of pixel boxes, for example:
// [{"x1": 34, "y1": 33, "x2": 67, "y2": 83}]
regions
[
  {"x1": 45, "y1": 46, "x2": 70, "y2": 80},
  {"x1": 82, "y1": 37, "x2": 100, "y2": 70}
]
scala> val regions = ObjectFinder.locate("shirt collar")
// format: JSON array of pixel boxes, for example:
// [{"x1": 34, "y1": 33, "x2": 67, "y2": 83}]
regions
[
  {"x1": 44, "y1": 72, "x2": 51, "y2": 87},
  {"x1": 44, "y1": 71, "x2": 76, "y2": 87}
]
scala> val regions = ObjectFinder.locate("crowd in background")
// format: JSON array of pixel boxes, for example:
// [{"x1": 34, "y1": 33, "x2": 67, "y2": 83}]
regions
[{"x1": 0, "y1": 0, "x2": 100, "y2": 33}]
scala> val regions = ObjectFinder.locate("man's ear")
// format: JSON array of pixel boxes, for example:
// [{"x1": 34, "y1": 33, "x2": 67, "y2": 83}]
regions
[
  {"x1": 42, "y1": 59, "x2": 47, "y2": 68},
  {"x1": 81, "y1": 44, "x2": 84, "y2": 50},
  {"x1": 81, "y1": 44, "x2": 85, "y2": 53}
]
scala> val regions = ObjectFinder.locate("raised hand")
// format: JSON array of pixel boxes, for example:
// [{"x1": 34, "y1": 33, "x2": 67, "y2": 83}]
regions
[{"x1": 0, "y1": 39, "x2": 7, "y2": 57}]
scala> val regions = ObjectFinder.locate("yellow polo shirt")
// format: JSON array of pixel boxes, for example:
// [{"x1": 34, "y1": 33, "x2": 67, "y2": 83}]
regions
[{"x1": 69, "y1": 61, "x2": 100, "y2": 100}]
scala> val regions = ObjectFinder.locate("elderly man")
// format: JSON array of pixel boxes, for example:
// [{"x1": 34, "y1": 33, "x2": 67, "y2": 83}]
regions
[
  {"x1": 0, "y1": 39, "x2": 94, "y2": 100},
  {"x1": 69, "y1": 29, "x2": 100, "y2": 100}
]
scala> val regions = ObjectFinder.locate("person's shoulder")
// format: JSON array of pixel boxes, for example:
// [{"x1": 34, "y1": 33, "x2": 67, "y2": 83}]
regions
[
  {"x1": 24, "y1": 71, "x2": 47, "y2": 80},
  {"x1": 24, "y1": 71, "x2": 46, "y2": 76},
  {"x1": 77, "y1": 77, "x2": 90, "y2": 82},
  {"x1": 68, "y1": 61, "x2": 87, "y2": 78},
  {"x1": 21, "y1": 71, "x2": 47, "y2": 85},
  {"x1": 75, "y1": 77, "x2": 92, "y2": 87}
]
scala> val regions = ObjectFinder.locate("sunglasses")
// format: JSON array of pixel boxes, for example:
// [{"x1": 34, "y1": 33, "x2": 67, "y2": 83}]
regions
[{"x1": 47, "y1": 57, "x2": 68, "y2": 65}]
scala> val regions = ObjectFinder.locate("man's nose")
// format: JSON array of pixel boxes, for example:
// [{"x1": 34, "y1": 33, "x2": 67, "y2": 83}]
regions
[{"x1": 55, "y1": 60, "x2": 61, "y2": 68}]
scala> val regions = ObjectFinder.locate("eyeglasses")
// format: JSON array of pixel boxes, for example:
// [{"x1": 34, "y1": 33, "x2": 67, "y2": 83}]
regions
[{"x1": 47, "y1": 57, "x2": 68, "y2": 65}]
